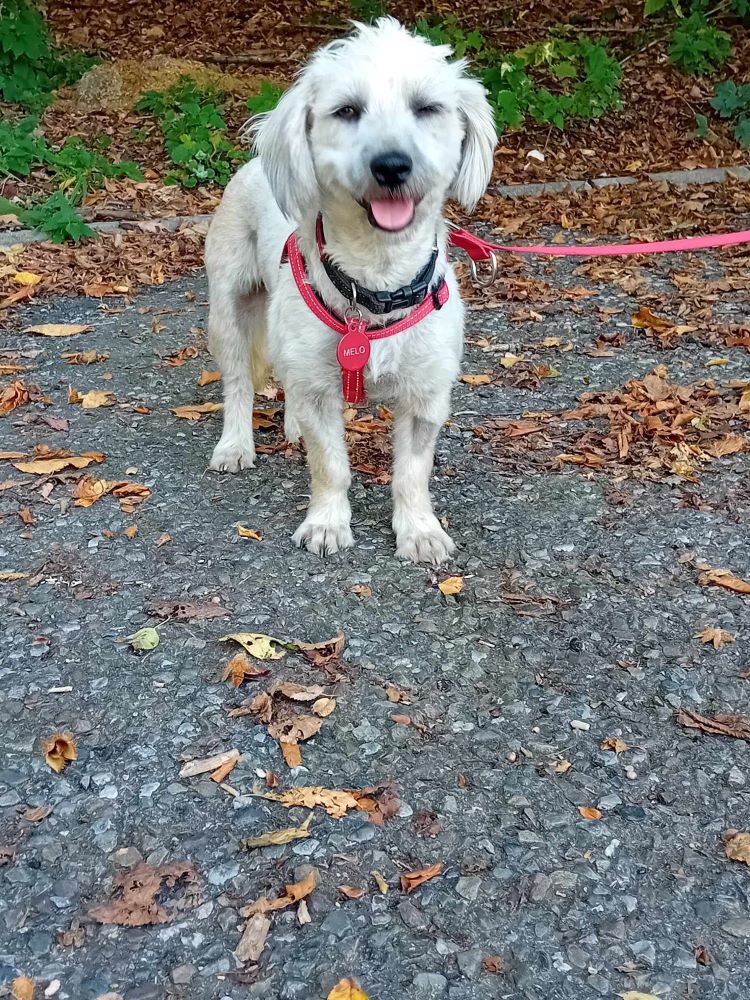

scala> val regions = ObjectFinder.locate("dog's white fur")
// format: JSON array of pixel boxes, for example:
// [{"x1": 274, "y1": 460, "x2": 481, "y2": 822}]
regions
[{"x1": 205, "y1": 17, "x2": 496, "y2": 563}]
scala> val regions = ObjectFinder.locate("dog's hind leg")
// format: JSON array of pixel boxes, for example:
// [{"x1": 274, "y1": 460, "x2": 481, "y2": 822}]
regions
[{"x1": 391, "y1": 399, "x2": 456, "y2": 566}]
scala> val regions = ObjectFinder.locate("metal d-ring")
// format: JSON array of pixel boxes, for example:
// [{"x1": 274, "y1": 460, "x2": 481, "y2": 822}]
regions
[
  {"x1": 344, "y1": 282, "x2": 363, "y2": 322},
  {"x1": 469, "y1": 251, "x2": 498, "y2": 288}
]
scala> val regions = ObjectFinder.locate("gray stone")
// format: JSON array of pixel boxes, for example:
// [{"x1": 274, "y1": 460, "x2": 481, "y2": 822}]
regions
[
  {"x1": 723, "y1": 918, "x2": 750, "y2": 939},
  {"x1": 455, "y1": 876, "x2": 482, "y2": 901},
  {"x1": 412, "y1": 973, "x2": 448, "y2": 996},
  {"x1": 456, "y1": 947, "x2": 484, "y2": 980}
]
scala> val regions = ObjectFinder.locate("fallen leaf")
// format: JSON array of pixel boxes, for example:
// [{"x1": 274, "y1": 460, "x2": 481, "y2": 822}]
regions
[
  {"x1": 351, "y1": 584, "x2": 372, "y2": 598},
  {"x1": 42, "y1": 732, "x2": 77, "y2": 773},
  {"x1": 123, "y1": 525, "x2": 138, "y2": 539},
  {"x1": 578, "y1": 807, "x2": 602, "y2": 820},
  {"x1": 723, "y1": 829, "x2": 750, "y2": 866},
  {"x1": 385, "y1": 685, "x2": 413, "y2": 704},
  {"x1": 89, "y1": 862, "x2": 202, "y2": 926},
  {"x1": 297, "y1": 899, "x2": 311, "y2": 925},
  {"x1": 235, "y1": 912, "x2": 271, "y2": 964},
  {"x1": 78, "y1": 389, "x2": 116, "y2": 409},
  {"x1": 459, "y1": 373, "x2": 492, "y2": 386},
  {"x1": 280, "y1": 741, "x2": 302, "y2": 768},
  {"x1": 172, "y1": 401, "x2": 222, "y2": 420},
  {"x1": 677, "y1": 708, "x2": 750, "y2": 742},
  {"x1": 327, "y1": 980, "x2": 368, "y2": 1000},
  {"x1": 437, "y1": 576, "x2": 463, "y2": 596},
  {"x1": 391, "y1": 714, "x2": 411, "y2": 726},
  {"x1": 18, "y1": 507, "x2": 34, "y2": 525},
  {"x1": 0, "y1": 380, "x2": 41, "y2": 416},
  {"x1": 554, "y1": 759, "x2": 572, "y2": 774},
  {"x1": 293, "y1": 631, "x2": 345, "y2": 666},
  {"x1": 694, "y1": 944, "x2": 712, "y2": 966},
  {"x1": 62, "y1": 350, "x2": 108, "y2": 365},
  {"x1": 23, "y1": 324, "x2": 90, "y2": 337},
  {"x1": 110, "y1": 481, "x2": 150, "y2": 514},
  {"x1": 483, "y1": 955, "x2": 505, "y2": 974},
  {"x1": 125, "y1": 626, "x2": 160, "y2": 652},
  {"x1": 269, "y1": 681, "x2": 326, "y2": 702},
  {"x1": 267, "y1": 714, "x2": 323, "y2": 744},
  {"x1": 72, "y1": 477, "x2": 114, "y2": 506},
  {"x1": 179, "y1": 749, "x2": 239, "y2": 778},
  {"x1": 312, "y1": 696, "x2": 337, "y2": 717},
  {"x1": 11, "y1": 977, "x2": 35, "y2": 1000},
  {"x1": 695, "y1": 626, "x2": 735, "y2": 650},
  {"x1": 240, "y1": 812, "x2": 313, "y2": 850},
  {"x1": 400, "y1": 862, "x2": 443, "y2": 893},
  {"x1": 705, "y1": 357, "x2": 730, "y2": 367},
  {"x1": 13, "y1": 271, "x2": 41, "y2": 286},
  {"x1": 238, "y1": 525, "x2": 263, "y2": 540},
  {"x1": 241, "y1": 869, "x2": 317, "y2": 917},
  {"x1": 22, "y1": 805, "x2": 53, "y2": 823},
  {"x1": 500, "y1": 352, "x2": 523, "y2": 368},
  {"x1": 198, "y1": 369, "x2": 222, "y2": 386},
  {"x1": 223, "y1": 652, "x2": 269, "y2": 687},
  {"x1": 220, "y1": 632, "x2": 286, "y2": 660},
  {"x1": 14, "y1": 450, "x2": 105, "y2": 475},
  {"x1": 155, "y1": 532, "x2": 171, "y2": 546},
  {"x1": 600, "y1": 737, "x2": 628, "y2": 754},
  {"x1": 339, "y1": 885, "x2": 365, "y2": 900},
  {"x1": 697, "y1": 567, "x2": 750, "y2": 595},
  {"x1": 263, "y1": 787, "x2": 359, "y2": 820},
  {"x1": 0, "y1": 571, "x2": 29, "y2": 581},
  {"x1": 619, "y1": 994, "x2": 659, "y2": 1000},
  {"x1": 371, "y1": 870, "x2": 389, "y2": 893}
]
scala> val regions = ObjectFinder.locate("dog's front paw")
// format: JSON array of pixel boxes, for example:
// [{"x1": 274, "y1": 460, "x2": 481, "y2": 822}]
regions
[
  {"x1": 396, "y1": 521, "x2": 456, "y2": 566},
  {"x1": 292, "y1": 517, "x2": 353, "y2": 556},
  {"x1": 209, "y1": 437, "x2": 256, "y2": 473}
]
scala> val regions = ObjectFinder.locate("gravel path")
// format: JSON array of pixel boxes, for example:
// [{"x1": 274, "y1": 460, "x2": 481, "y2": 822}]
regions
[{"x1": 1, "y1": 238, "x2": 749, "y2": 1000}]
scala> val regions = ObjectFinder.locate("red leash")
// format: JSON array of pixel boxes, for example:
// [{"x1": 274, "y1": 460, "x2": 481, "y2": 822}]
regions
[{"x1": 283, "y1": 232, "x2": 449, "y2": 404}]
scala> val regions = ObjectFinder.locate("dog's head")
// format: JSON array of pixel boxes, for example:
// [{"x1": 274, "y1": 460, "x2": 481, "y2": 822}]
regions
[{"x1": 250, "y1": 17, "x2": 497, "y2": 233}]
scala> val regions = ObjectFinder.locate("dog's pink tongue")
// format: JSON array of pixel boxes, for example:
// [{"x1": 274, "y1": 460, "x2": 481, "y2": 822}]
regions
[{"x1": 369, "y1": 197, "x2": 415, "y2": 231}]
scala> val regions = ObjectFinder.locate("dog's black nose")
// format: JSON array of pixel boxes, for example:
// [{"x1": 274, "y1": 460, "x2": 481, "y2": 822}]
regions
[{"x1": 370, "y1": 151, "x2": 412, "y2": 187}]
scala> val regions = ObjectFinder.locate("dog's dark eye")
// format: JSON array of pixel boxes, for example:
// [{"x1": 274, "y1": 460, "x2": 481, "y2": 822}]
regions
[
  {"x1": 415, "y1": 104, "x2": 443, "y2": 118},
  {"x1": 334, "y1": 105, "x2": 362, "y2": 121}
]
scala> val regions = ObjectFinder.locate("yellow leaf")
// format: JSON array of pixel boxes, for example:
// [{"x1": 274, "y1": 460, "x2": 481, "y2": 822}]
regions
[
  {"x1": 264, "y1": 786, "x2": 360, "y2": 819},
  {"x1": 220, "y1": 632, "x2": 286, "y2": 660},
  {"x1": 371, "y1": 870, "x2": 389, "y2": 893},
  {"x1": 459, "y1": 373, "x2": 492, "y2": 386},
  {"x1": 438, "y1": 576, "x2": 464, "y2": 596},
  {"x1": 172, "y1": 402, "x2": 223, "y2": 420},
  {"x1": 327, "y1": 980, "x2": 369, "y2": 1000},
  {"x1": 42, "y1": 732, "x2": 77, "y2": 773},
  {"x1": 238, "y1": 526, "x2": 263, "y2": 540},
  {"x1": 705, "y1": 358, "x2": 730, "y2": 367},
  {"x1": 500, "y1": 352, "x2": 523, "y2": 368},
  {"x1": 13, "y1": 271, "x2": 41, "y2": 286},
  {"x1": 23, "y1": 324, "x2": 90, "y2": 337},
  {"x1": 80, "y1": 389, "x2": 115, "y2": 409},
  {"x1": 14, "y1": 451, "x2": 105, "y2": 475},
  {"x1": 241, "y1": 812, "x2": 314, "y2": 850},
  {"x1": 123, "y1": 525, "x2": 138, "y2": 539},
  {"x1": 11, "y1": 977, "x2": 35, "y2": 1000}
]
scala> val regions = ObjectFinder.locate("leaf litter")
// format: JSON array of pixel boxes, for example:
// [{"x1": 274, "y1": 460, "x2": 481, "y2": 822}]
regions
[{"x1": 89, "y1": 862, "x2": 202, "y2": 926}]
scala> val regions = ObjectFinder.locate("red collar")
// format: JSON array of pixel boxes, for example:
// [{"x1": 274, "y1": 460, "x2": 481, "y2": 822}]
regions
[{"x1": 282, "y1": 230, "x2": 449, "y2": 404}]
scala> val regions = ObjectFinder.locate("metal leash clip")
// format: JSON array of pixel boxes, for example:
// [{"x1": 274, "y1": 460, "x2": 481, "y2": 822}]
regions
[
  {"x1": 468, "y1": 251, "x2": 498, "y2": 288},
  {"x1": 344, "y1": 282, "x2": 364, "y2": 322}
]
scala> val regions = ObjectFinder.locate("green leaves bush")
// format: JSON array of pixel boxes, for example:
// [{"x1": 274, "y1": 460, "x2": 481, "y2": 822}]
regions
[{"x1": 668, "y1": 13, "x2": 732, "y2": 76}]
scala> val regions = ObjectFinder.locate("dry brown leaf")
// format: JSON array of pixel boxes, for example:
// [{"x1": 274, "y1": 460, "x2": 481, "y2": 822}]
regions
[
  {"x1": 238, "y1": 525, "x2": 263, "y2": 540},
  {"x1": 210, "y1": 755, "x2": 239, "y2": 783},
  {"x1": 723, "y1": 829, "x2": 750, "y2": 866},
  {"x1": 240, "y1": 812, "x2": 313, "y2": 850},
  {"x1": 155, "y1": 532, "x2": 171, "y2": 546},
  {"x1": 11, "y1": 977, "x2": 35, "y2": 1000},
  {"x1": 339, "y1": 885, "x2": 366, "y2": 900},
  {"x1": 18, "y1": 506, "x2": 34, "y2": 525},
  {"x1": 601, "y1": 737, "x2": 628, "y2": 754},
  {"x1": 400, "y1": 862, "x2": 443, "y2": 893},
  {"x1": 483, "y1": 955, "x2": 505, "y2": 974},
  {"x1": 123, "y1": 525, "x2": 138, "y2": 539},
  {"x1": 578, "y1": 807, "x2": 602, "y2": 821},
  {"x1": 295, "y1": 631, "x2": 345, "y2": 666},
  {"x1": 500, "y1": 352, "x2": 523, "y2": 368},
  {"x1": 164, "y1": 345, "x2": 199, "y2": 366},
  {"x1": 235, "y1": 912, "x2": 271, "y2": 964},
  {"x1": 267, "y1": 714, "x2": 323, "y2": 744},
  {"x1": 223, "y1": 652, "x2": 269, "y2": 687},
  {"x1": 22, "y1": 805, "x2": 53, "y2": 823},
  {"x1": 42, "y1": 732, "x2": 77, "y2": 773},
  {"x1": 14, "y1": 451, "x2": 105, "y2": 476},
  {"x1": 695, "y1": 626, "x2": 735, "y2": 650},
  {"x1": 269, "y1": 681, "x2": 326, "y2": 702},
  {"x1": 264, "y1": 786, "x2": 360, "y2": 820},
  {"x1": 0, "y1": 571, "x2": 29, "y2": 581},
  {"x1": 677, "y1": 709, "x2": 750, "y2": 742},
  {"x1": 437, "y1": 575, "x2": 464, "y2": 596},
  {"x1": 385, "y1": 685, "x2": 414, "y2": 704},
  {"x1": 62, "y1": 350, "x2": 108, "y2": 365},
  {"x1": 280, "y1": 741, "x2": 302, "y2": 768},
  {"x1": 312, "y1": 696, "x2": 337, "y2": 717},
  {"x1": 111, "y1": 481, "x2": 150, "y2": 514},
  {"x1": 179, "y1": 750, "x2": 239, "y2": 778},
  {"x1": 72, "y1": 477, "x2": 114, "y2": 506},
  {"x1": 0, "y1": 380, "x2": 30, "y2": 415},
  {"x1": 172, "y1": 401, "x2": 222, "y2": 420},
  {"x1": 198, "y1": 369, "x2": 222, "y2": 386},
  {"x1": 89, "y1": 862, "x2": 202, "y2": 926},
  {"x1": 241, "y1": 869, "x2": 317, "y2": 917},
  {"x1": 23, "y1": 324, "x2": 90, "y2": 337},
  {"x1": 698, "y1": 567, "x2": 750, "y2": 595},
  {"x1": 459, "y1": 373, "x2": 492, "y2": 386},
  {"x1": 77, "y1": 389, "x2": 116, "y2": 409},
  {"x1": 351, "y1": 584, "x2": 372, "y2": 598},
  {"x1": 631, "y1": 307, "x2": 673, "y2": 334}
]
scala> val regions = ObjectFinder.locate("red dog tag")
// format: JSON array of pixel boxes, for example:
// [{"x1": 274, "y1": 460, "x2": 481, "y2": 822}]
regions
[{"x1": 337, "y1": 320, "x2": 371, "y2": 371}]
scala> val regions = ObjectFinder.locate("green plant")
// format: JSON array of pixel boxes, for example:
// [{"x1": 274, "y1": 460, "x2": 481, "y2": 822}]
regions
[
  {"x1": 349, "y1": 0, "x2": 387, "y2": 20},
  {"x1": 246, "y1": 80, "x2": 284, "y2": 117},
  {"x1": 415, "y1": 16, "x2": 486, "y2": 58},
  {"x1": 0, "y1": 0, "x2": 96, "y2": 108},
  {"x1": 706, "y1": 79, "x2": 750, "y2": 147},
  {"x1": 0, "y1": 190, "x2": 94, "y2": 243},
  {"x1": 668, "y1": 13, "x2": 732, "y2": 75},
  {"x1": 136, "y1": 77, "x2": 247, "y2": 188}
]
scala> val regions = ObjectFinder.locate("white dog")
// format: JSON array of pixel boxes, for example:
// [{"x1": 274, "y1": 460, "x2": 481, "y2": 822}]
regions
[{"x1": 205, "y1": 17, "x2": 496, "y2": 564}]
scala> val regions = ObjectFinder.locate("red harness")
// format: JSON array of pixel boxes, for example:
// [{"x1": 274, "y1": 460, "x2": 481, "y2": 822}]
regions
[{"x1": 284, "y1": 221, "x2": 750, "y2": 405}]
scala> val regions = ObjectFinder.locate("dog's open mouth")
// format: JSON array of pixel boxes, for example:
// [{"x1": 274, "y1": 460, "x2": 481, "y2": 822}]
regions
[{"x1": 363, "y1": 196, "x2": 416, "y2": 232}]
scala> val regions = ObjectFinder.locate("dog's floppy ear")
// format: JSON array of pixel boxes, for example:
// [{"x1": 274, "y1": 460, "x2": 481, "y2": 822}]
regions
[
  {"x1": 450, "y1": 75, "x2": 497, "y2": 212},
  {"x1": 250, "y1": 74, "x2": 317, "y2": 220}
]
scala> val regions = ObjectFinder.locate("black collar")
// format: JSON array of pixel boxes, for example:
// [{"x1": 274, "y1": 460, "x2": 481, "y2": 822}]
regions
[{"x1": 315, "y1": 215, "x2": 439, "y2": 316}]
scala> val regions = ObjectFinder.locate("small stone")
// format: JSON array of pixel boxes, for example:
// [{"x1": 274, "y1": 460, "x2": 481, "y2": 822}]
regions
[
  {"x1": 457, "y1": 947, "x2": 484, "y2": 980},
  {"x1": 412, "y1": 972, "x2": 448, "y2": 996},
  {"x1": 728, "y1": 766, "x2": 745, "y2": 788},
  {"x1": 43, "y1": 982, "x2": 61, "y2": 998},
  {"x1": 171, "y1": 964, "x2": 197, "y2": 985},
  {"x1": 723, "y1": 917, "x2": 750, "y2": 938},
  {"x1": 321, "y1": 909, "x2": 353, "y2": 939},
  {"x1": 455, "y1": 876, "x2": 482, "y2": 901},
  {"x1": 570, "y1": 720, "x2": 590, "y2": 731},
  {"x1": 112, "y1": 846, "x2": 143, "y2": 868},
  {"x1": 399, "y1": 900, "x2": 429, "y2": 932}
]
